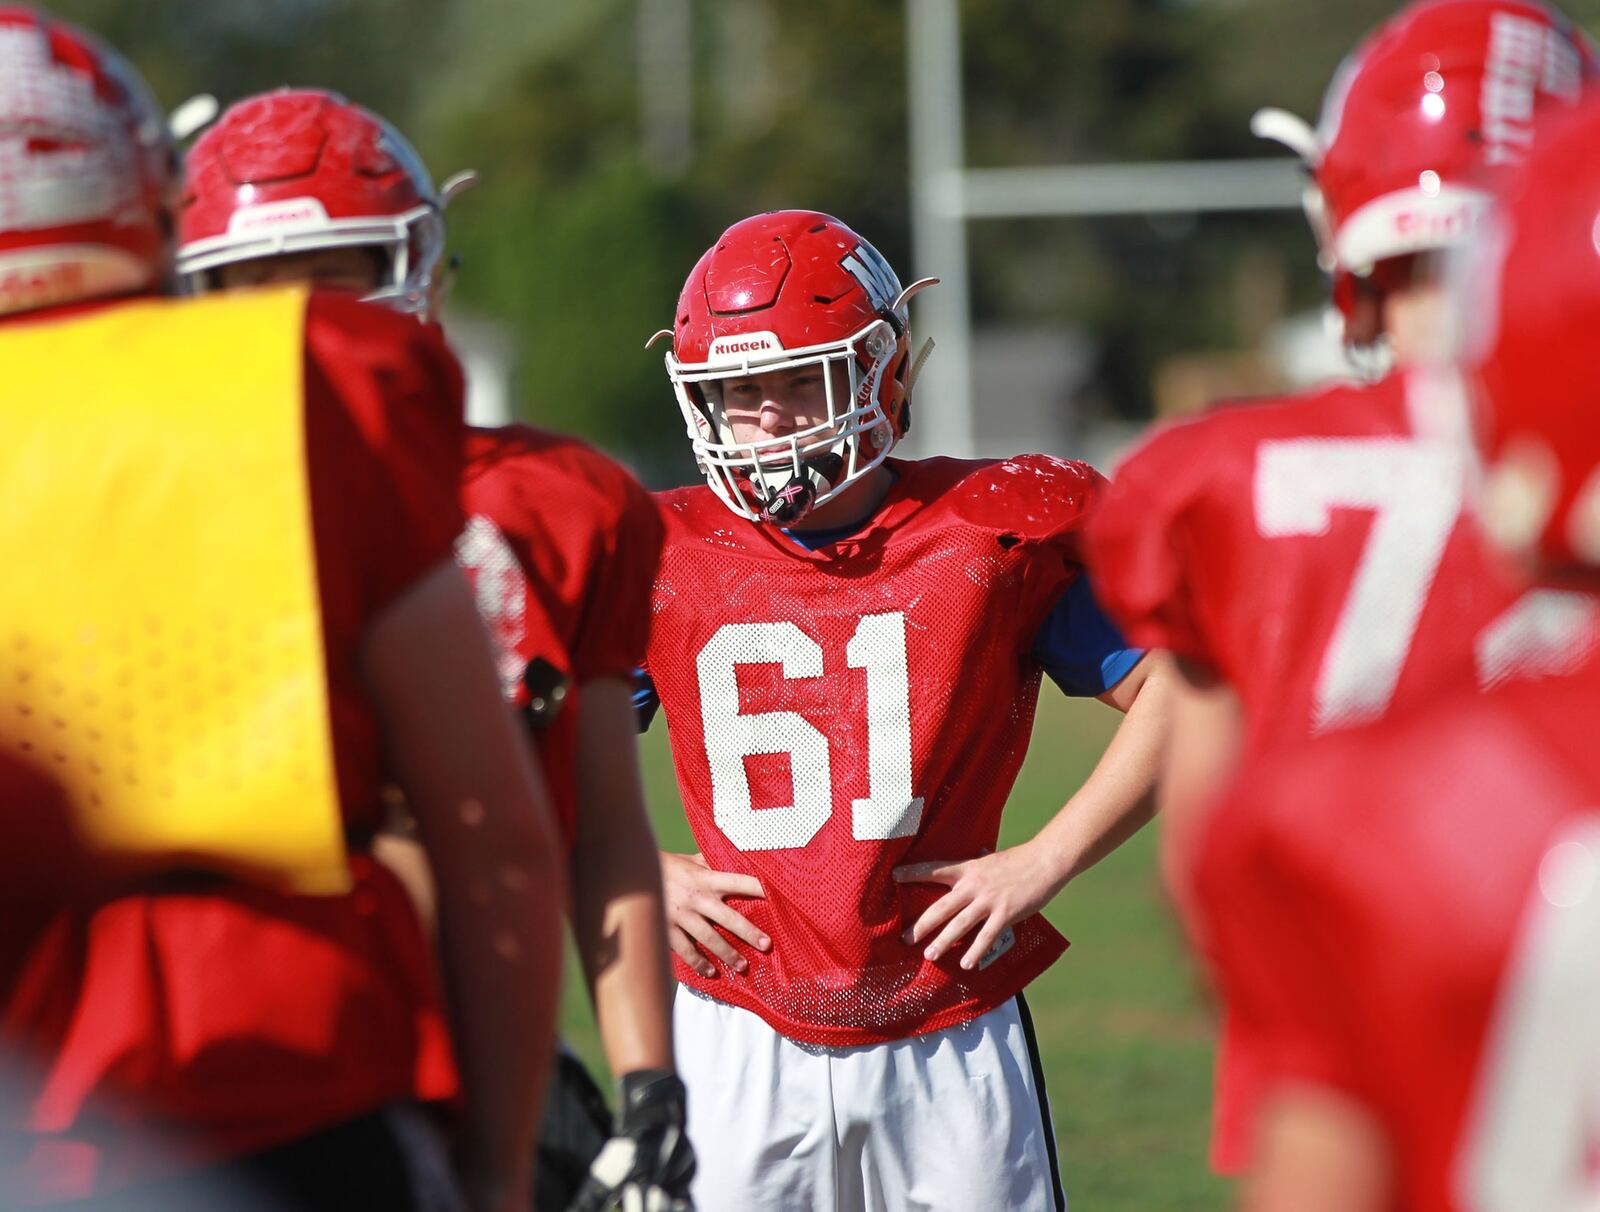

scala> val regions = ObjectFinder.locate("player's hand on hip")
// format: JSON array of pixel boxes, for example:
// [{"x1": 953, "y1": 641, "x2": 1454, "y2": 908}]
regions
[
  {"x1": 567, "y1": 1070, "x2": 695, "y2": 1212},
  {"x1": 894, "y1": 841, "x2": 1062, "y2": 971},
  {"x1": 659, "y1": 851, "x2": 769, "y2": 978}
]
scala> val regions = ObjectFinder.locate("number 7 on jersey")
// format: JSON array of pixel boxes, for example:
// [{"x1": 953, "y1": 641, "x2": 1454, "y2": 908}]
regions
[{"x1": 1254, "y1": 437, "x2": 1463, "y2": 731}]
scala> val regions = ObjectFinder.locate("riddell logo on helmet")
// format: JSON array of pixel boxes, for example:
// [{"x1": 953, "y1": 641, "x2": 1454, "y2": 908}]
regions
[
  {"x1": 0, "y1": 261, "x2": 81, "y2": 307},
  {"x1": 0, "y1": 247, "x2": 146, "y2": 316},
  {"x1": 1394, "y1": 203, "x2": 1476, "y2": 241},
  {"x1": 227, "y1": 198, "x2": 332, "y2": 234},
  {"x1": 709, "y1": 332, "x2": 782, "y2": 358}
]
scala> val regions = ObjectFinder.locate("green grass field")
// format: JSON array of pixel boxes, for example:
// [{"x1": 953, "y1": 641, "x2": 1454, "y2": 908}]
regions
[{"x1": 560, "y1": 692, "x2": 1233, "y2": 1210}]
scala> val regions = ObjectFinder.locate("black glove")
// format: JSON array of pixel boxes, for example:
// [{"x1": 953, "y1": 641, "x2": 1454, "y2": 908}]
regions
[{"x1": 566, "y1": 1070, "x2": 696, "y2": 1212}]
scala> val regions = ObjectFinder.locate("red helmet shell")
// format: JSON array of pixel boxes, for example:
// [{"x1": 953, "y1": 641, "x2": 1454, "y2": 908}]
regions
[
  {"x1": 0, "y1": 8, "x2": 173, "y2": 316},
  {"x1": 672, "y1": 210, "x2": 908, "y2": 405},
  {"x1": 1316, "y1": 0, "x2": 1594, "y2": 275},
  {"x1": 1467, "y1": 92, "x2": 1600, "y2": 572},
  {"x1": 178, "y1": 89, "x2": 446, "y2": 310}
]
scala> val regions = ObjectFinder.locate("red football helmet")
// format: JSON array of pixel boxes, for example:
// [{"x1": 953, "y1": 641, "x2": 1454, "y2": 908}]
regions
[
  {"x1": 0, "y1": 8, "x2": 174, "y2": 317},
  {"x1": 178, "y1": 89, "x2": 471, "y2": 316},
  {"x1": 1463, "y1": 92, "x2": 1600, "y2": 575},
  {"x1": 655, "y1": 210, "x2": 934, "y2": 525},
  {"x1": 1254, "y1": 0, "x2": 1594, "y2": 337}
]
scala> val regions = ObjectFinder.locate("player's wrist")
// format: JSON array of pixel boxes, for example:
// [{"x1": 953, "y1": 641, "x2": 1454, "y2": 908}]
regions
[
  {"x1": 615, "y1": 1068, "x2": 687, "y2": 1132},
  {"x1": 1020, "y1": 834, "x2": 1077, "y2": 901}
]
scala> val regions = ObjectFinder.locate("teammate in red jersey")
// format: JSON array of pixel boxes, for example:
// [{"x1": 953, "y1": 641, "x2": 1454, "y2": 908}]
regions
[
  {"x1": 1198, "y1": 677, "x2": 1600, "y2": 1212},
  {"x1": 1193, "y1": 94, "x2": 1600, "y2": 1211},
  {"x1": 0, "y1": 15, "x2": 563, "y2": 1212},
  {"x1": 1083, "y1": 0, "x2": 1598, "y2": 1173},
  {"x1": 635, "y1": 208, "x2": 1168, "y2": 1211},
  {"x1": 179, "y1": 88, "x2": 690, "y2": 1211}
]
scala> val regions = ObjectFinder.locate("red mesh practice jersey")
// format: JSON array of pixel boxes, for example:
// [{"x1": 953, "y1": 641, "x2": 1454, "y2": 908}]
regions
[
  {"x1": 643, "y1": 455, "x2": 1120, "y2": 1046},
  {"x1": 1197, "y1": 650, "x2": 1600, "y2": 1212},
  {"x1": 456, "y1": 424, "x2": 664, "y2": 846},
  {"x1": 1088, "y1": 371, "x2": 1533, "y2": 746},
  {"x1": 0, "y1": 291, "x2": 464, "y2": 1200},
  {"x1": 1085, "y1": 369, "x2": 1600, "y2": 1173}
]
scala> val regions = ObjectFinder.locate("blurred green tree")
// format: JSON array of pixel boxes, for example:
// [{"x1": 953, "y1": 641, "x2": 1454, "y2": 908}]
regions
[{"x1": 39, "y1": 0, "x2": 1600, "y2": 465}]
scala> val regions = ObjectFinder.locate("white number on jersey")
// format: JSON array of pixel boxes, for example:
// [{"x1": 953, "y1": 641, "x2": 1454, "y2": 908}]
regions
[
  {"x1": 1475, "y1": 589, "x2": 1600, "y2": 691},
  {"x1": 1456, "y1": 817, "x2": 1600, "y2": 1212},
  {"x1": 1255, "y1": 437, "x2": 1465, "y2": 731},
  {"x1": 697, "y1": 613, "x2": 923, "y2": 852}
]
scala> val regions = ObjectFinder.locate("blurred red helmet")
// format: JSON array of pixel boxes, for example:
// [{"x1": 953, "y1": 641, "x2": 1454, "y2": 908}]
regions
[
  {"x1": 178, "y1": 88, "x2": 469, "y2": 316},
  {"x1": 656, "y1": 210, "x2": 933, "y2": 525},
  {"x1": 0, "y1": 8, "x2": 173, "y2": 317},
  {"x1": 1464, "y1": 92, "x2": 1600, "y2": 574},
  {"x1": 1255, "y1": 0, "x2": 1594, "y2": 332}
]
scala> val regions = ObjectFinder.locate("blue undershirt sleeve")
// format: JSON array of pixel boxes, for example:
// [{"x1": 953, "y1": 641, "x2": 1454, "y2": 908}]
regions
[{"x1": 1032, "y1": 574, "x2": 1145, "y2": 697}]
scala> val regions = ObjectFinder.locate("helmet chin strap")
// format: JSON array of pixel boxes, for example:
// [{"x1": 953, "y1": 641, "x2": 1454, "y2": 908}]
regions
[{"x1": 751, "y1": 451, "x2": 847, "y2": 526}]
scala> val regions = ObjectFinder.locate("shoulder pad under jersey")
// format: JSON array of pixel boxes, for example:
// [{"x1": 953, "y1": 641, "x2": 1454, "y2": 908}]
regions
[{"x1": 934, "y1": 453, "x2": 1107, "y2": 542}]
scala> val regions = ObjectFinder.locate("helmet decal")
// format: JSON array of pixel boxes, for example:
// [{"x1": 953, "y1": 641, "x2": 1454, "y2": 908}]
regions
[
  {"x1": 1480, "y1": 9, "x2": 1582, "y2": 165},
  {"x1": 841, "y1": 243, "x2": 900, "y2": 314}
]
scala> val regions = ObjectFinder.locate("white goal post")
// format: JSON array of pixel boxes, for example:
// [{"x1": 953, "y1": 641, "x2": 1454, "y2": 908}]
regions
[{"x1": 905, "y1": 0, "x2": 1306, "y2": 457}]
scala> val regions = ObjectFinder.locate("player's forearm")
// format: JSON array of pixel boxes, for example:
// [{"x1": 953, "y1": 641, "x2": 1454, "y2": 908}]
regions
[
  {"x1": 575, "y1": 880, "x2": 676, "y2": 1074},
  {"x1": 1245, "y1": 1090, "x2": 1393, "y2": 1212},
  {"x1": 364, "y1": 565, "x2": 566, "y2": 1200},
  {"x1": 1035, "y1": 653, "x2": 1172, "y2": 887},
  {"x1": 573, "y1": 680, "x2": 677, "y2": 1075},
  {"x1": 432, "y1": 828, "x2": 565, "y2": 1198},
  {"x1": 571, "y1": 820, "x2": 676, "y2": 1074},
  {"x1": 1156, "y1": 666, "x2": 1245, "y2": 928}
]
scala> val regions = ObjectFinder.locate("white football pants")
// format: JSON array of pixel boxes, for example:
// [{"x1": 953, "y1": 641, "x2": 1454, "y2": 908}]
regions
[{"x1": 674, "y1": 987, "x2": 1066, "y2": 1212}]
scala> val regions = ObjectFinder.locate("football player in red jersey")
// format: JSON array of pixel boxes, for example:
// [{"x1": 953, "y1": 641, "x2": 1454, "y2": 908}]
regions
[
  {"x1": 0, "y1": 14, "x2": 563, "y2": 1212},
  {"x1": 1193, "y1": 93, "x2": 1600, "y2": 1212},
  {"x1": 637, "y1": 208, "x2": 1169, "y2": 1211},
  {"x1": 1083, "y1": 0, "x2": 1598, "y2": 1173},
  {"x1": 178, "y1": 88, "x2": 691, "y2": 1211}
]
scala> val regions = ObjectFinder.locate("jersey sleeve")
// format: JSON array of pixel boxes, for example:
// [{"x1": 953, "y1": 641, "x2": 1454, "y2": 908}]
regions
[
  {"x1": 990, "y1": 455, "x2": 1144, "y2": 692},
  {"x1": 303, "y1": 294, "x2": 465, "y2": 611},
  {"x1": 1031, "y1": 576, "x2": 1144, "y2": 696},
  {"x1": 1085, "y1": 423, "x2": 1217, "y2": 669},
  {"x1": 567, "y1": 468, "x2": 665, "y2": 684}
]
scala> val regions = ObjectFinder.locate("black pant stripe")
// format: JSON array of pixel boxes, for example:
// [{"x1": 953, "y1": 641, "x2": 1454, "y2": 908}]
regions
[{"x1": 1015, "y1": 992, "x2": 1067, "y2": 1212}]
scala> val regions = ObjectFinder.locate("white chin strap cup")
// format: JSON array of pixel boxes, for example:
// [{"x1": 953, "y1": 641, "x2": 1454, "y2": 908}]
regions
[{"x1": 169, "y1": 94, "x2": 219, "y2": 142}]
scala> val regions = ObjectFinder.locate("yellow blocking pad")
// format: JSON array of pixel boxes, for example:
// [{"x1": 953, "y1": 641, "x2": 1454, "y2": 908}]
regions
[{"x1": 0, "y1": 287, "x2": 349, "y2": 894}]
